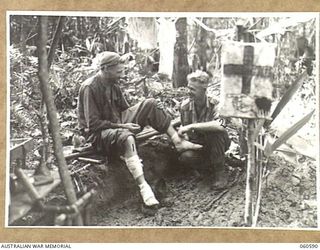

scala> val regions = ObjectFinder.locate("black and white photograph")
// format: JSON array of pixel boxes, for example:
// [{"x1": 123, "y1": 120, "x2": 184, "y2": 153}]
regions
[{"x1": 7, "y1": 12, "x2": 318, "y2": 229}]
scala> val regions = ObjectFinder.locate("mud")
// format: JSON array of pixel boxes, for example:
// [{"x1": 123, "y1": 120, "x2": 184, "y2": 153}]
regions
[
  {"x1": 11, "y1": 135, "x2": 317, "y2": 228},
  {"x1": 91, "y1": 137, "x2": 317, "y2": 228}
]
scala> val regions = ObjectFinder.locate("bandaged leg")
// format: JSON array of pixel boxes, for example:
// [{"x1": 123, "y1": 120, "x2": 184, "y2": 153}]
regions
[
  {"x1": 125, "y1": 155, "x2": 159, "y2": 206},
  {"x1": 125, "y1": 155, "x2": 143, "y2": 179}
]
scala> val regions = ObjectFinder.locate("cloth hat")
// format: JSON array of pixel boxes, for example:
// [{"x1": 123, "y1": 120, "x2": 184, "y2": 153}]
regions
[
  {"x1": 98, "y1": 51, "x2": 121, "y2": 67},
  {"x1": 187, "y1": 70, "x2": 210, "y2": 89}
]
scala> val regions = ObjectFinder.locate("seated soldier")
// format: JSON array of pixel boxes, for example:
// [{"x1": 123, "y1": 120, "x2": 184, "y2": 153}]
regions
[
  {"x1": 178, "y1": 70, "x2": 231, "y2": 189},
  {"x1": 77, "y1": 51, "x2": 202, "y2": 209}
]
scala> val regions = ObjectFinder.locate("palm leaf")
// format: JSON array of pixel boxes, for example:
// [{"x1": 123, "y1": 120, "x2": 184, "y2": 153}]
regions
[
  {"x1": 264, "y1": 109, "x2": 314, "y2": 157},
  {"x1": 265, "y1": 71, "x2": 307, "y2": 128}
]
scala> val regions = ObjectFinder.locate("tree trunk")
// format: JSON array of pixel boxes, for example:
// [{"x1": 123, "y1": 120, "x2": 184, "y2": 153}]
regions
[
  {"x1": 197, "y1": 18, "x2": 208, "y2": 71},
  {"x1": 20, "y1": 16, "x2": 27, "y2": 53},
  {"x1": 172, "y1": 18, "x2": 189, "y2": 88},
  {"x1": 37, "y1": 16, "x2": 83, "y2": 226},
  {"x1": 48, "y1": 16, "x2": 65, "y2": 69},
  {"x1": 37, "y1": 16, "x2": 66, "y2": 176}
]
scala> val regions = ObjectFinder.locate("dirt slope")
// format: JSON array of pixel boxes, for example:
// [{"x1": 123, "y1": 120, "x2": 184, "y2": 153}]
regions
[{"x1": 91, "y1": 138, "x2": 317, "y2": 228}]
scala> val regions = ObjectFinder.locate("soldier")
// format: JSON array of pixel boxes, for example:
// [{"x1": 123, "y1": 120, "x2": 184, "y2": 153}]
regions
[
  {"x1": 77, "y1": 51, "x2": 202, "y2": 210},
  {"x1": 178, "y1": 70, "x2": 231, "y2": 189}
]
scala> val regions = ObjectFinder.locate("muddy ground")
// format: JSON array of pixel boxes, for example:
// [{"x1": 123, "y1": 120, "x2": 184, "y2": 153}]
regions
[
  {"x1": 11, "y1": 134, "x2": 317, "y2": 228},
  {"x1": 89, "y1": 136, "x2": 317, "y2": 228}
]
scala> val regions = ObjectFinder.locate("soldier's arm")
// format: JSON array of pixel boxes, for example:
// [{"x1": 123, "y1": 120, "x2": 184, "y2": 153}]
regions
[
  {"x1": 178, "y1": 120, "x2": 225, "y2": 136},
  {"x1": 83, "y1": 86, "x2": 140, "y2": 133}
]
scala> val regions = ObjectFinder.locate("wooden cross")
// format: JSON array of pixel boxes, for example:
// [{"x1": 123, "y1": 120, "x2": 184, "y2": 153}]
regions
[{"x1": 223, "y1": 45, "x2": 273, "y2": 95}]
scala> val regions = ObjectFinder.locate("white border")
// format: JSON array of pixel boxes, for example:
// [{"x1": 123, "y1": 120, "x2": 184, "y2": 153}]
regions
[
  {"x1": 5, "y1": 11, "x2": 320, "y2": 231},
  {"x1": 316, "y1": 13, "x2": 320, "y2": 229},
  {"x1": 5, "y1": 11, "x2": 10, "y2": 228}
]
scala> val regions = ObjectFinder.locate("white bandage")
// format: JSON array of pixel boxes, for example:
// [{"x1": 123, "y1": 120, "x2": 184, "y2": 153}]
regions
[
  {"x1": 125, "y1": 155, "x2": 143, "y2": 180},
  {"x1": 139, "y1": 181, "x2": 159, "y2": 206}
]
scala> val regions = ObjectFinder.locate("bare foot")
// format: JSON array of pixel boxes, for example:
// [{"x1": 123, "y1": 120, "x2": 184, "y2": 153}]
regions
[{"x1": 172, "y1": 133, "x2": 203, "y2": 153}]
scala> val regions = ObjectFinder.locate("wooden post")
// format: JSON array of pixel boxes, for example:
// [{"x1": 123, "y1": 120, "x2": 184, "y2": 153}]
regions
[
  {"x1": 252, "y1": 131, "x2": 264, "y2": 226},
  {"x1": 47, "y1": 16, "x2": 66, "y2": 70},
  {"x1": 244, "y1": 119, "x2": 255, "y2": 226},
  {"x1": 172, "y1": 17, "x2": 189, "y2": 88},
  {"x1": 37, "y1": 16, "x2": 83, "y2": 226}
]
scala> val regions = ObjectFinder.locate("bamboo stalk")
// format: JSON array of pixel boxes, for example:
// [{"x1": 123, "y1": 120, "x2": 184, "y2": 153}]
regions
[
  {"x1": 252, "y1": 118, "x2": 265, "y2": 141},
  {"x1": 244, "y1": 119, "x2": 255, "y2": 226},
  {"x1": 42, "y1": 189, "x2": 96, "y2": 214},
  {"x1": 84, "y1": 203, "x2": 93, "y2": 226},
  {"x1": 54, "y1": 214, "x2": 67, "y2": 226},
  {"x1": 70, "y1": 163, "x2": 91, "y2": 176},
  {"x1": 252, "y1": 134, "x2": 264, "y2": 226},
  {"x1": 65, "y1": 150, "x2": 96, "y2": 161},
  {"x1": 14, "y1": 167, "x2": 41, "y2": 201},
  {"x1": 253, "y1": 158, "x2": 264, "y2": 227},
  {"x1": 78, "y1": 157, "x2": 103, "y2": 164},
  {"x1": 37, "y1": 16, "x2": 83, "y2": 226}
]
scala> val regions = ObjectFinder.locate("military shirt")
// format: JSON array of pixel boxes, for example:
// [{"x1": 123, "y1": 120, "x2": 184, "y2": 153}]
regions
[
  {"x1": 180, "y1": 96, "x2": 220, "y2": 126},
  {"x1": 77, "y1": 74, "x2": 129, "y2": 137}
]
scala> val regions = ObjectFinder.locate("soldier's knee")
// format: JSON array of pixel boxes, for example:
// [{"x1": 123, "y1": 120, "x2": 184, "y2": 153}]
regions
[
  {"x1": 116, "y1": 129, "x2": 135, "y2": 148},
  {"x1": 125, "y1": 134, "x2": 135, "y2": 143}
]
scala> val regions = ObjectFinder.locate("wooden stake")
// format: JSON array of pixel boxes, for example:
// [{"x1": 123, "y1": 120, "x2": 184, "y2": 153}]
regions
[
  {"x1": 244, "y1": 119, "x2": 256, "y2": 226},
  {"x1": 252, "y1": 134, "x2": 265, "y2": 226}
]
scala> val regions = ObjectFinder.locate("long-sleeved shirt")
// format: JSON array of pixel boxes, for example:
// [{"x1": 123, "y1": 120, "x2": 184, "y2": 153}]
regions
[{"x1": 77, "y1": 74, "x2": 129, "y2": 139}]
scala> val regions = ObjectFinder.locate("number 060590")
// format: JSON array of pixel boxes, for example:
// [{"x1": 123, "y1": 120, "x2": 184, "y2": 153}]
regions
[{"x1": 300, "y1": 244, "x2": 319, "y2": 248}]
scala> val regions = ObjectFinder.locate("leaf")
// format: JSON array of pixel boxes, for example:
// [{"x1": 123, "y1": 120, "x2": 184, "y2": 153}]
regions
[
  {"x1": 61, "y1": 121, "x2": 72, "y2": 128},
  {"x1": 265, "y1": 70, "x2": 307, "y2": 128},
  {"x1": 264, "y1": 109, "x2": 314, "y2": 157},
  {"x1": 255, "y1": 17, "x2": 315, "y2": 41},
  {"x1": 32, "y1": 129, "x2": 42, "y2": 137},
  {"x1": 85, "y1": 38, "x2": 91, "y2": 51},
  {"x1": 286, "y1": 135, "x2": 316, "y2": 160}
]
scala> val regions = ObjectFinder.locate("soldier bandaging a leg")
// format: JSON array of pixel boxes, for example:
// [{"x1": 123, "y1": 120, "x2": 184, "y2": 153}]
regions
[
  {"x1": 77, "y1": 51, "x2": 202, "y2": 210},
  {"x1": 178, "y1": 70, "x2": 231, "y2": 189}
]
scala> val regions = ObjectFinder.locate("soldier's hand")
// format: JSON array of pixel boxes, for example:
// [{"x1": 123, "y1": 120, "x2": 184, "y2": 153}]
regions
[
  {"x1": 178, "y1": 125, "x2": 192, "y2": 139},
  {"x1": 122, "y1": 123, "x2": 142, "y2": 134}
]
